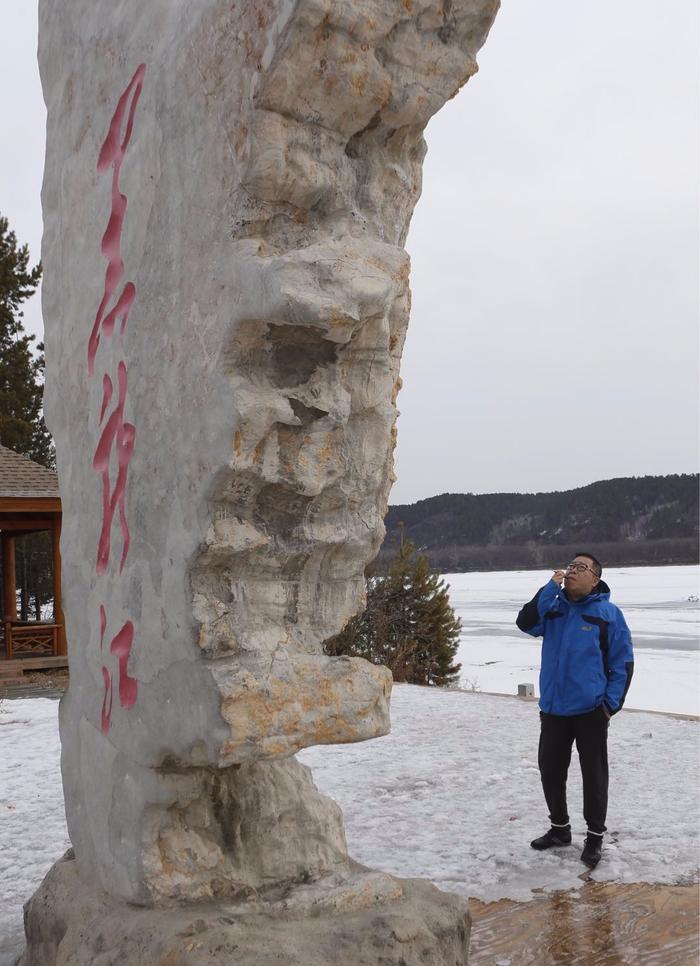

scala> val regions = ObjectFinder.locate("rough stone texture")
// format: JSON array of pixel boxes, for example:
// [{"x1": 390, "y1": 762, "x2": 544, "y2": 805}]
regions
[
  {"x1": 140, "y1": 758, "x2": 349, "y2": 903},
  {"x1": 29, "y1": 0, "x2": 499, "y2": 959},
  {"x1": 20, "y1": 852, "x2": 470, "y2": 966}
]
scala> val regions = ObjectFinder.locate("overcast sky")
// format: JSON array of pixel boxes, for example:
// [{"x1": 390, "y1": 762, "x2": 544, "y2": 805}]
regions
[{"x1": 1, "y1": 2, "x2": 698, "y2": 503}]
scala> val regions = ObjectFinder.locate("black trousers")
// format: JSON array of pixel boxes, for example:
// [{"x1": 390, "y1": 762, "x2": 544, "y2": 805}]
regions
[{"x1": 538, "y1": 708, "x2": 609, "y2": 835}]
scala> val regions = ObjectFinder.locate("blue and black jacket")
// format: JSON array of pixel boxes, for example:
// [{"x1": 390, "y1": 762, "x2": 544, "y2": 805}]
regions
[{"x1": 516, "y1": 578, "x2": 634, "y2": 716}]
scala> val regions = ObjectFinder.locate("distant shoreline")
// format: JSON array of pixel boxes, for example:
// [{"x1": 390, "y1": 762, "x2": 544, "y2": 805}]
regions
[
  {"x1": 443, "y1": 687, "x2": 700, "y2": 722},
  {"x1": 436, "y1": 560, "x2": 700, "y2": 575},
  {"x1": 381, "y1": 475, "x2": 699, "y2": 574}
]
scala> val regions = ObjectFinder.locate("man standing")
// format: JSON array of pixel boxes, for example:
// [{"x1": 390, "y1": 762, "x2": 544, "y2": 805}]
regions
[{"x1": 516, "y1": 553, "x2": 634, "y2": 867}]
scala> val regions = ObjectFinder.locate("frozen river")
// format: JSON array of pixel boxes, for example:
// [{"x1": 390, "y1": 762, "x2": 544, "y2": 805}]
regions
[{"x1": 448, "y1": 565, "x2": 700, "y2": 716}]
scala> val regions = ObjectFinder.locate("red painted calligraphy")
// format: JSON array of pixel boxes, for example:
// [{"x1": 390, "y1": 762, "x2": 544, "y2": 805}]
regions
[
  {"x1": 93, "y1": 361, "x2": 135, "y2": 575},
  {"x1": 110, "y1": 621, "x2": 138, "y2": 709},
  {"x1": 88, "y1": 64, "x2": 146, "y2": 376},
  {"x1": 100, "y1": 666, "x2": 113, "y2": 736},
  {"x1": 89, "y1": 64, "x2": 146, "y2": 735}
]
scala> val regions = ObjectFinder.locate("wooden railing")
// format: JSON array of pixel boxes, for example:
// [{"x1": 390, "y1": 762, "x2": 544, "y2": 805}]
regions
[{"x1": 4, "y1": 621, "x2": 61, "y2": 659}]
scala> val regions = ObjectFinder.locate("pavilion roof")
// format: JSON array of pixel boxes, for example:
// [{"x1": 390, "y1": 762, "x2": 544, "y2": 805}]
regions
[{"x1": 0, "y1": 444, "x2": 60, "y2": 499}]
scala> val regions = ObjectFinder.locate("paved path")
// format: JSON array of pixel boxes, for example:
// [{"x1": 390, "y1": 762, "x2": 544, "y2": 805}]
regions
[
  {"x1": 469, "y1": 881, "x2": 699, "y2": 964},
  {"x1": 0, "y1": 685, "x2": 65, "y2": 700}
]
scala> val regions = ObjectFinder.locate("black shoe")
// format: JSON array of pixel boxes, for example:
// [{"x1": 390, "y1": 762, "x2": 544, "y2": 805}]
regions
[
  {"x1": 530, "y1": 826, "x2": 572, "y2": 850},
  {"x1": 581, "y1": 834, "x2": 603, "y2": 867}
]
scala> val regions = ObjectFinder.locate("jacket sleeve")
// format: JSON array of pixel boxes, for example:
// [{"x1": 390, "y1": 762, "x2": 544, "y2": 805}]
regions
[
  {"x1": 603, "y1": 609, "x2": 634, "y2": 714},
  {"x1": 515, "y1": 579, "x2": 561, "y2": 638}
]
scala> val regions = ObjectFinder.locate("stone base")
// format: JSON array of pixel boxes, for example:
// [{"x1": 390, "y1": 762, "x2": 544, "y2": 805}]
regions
[{"x1": 20, "y1": 851, "x2": 471, "y2": 965}]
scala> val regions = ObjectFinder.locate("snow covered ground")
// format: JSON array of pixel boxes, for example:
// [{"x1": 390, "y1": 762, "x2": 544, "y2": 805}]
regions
[
  {"x1": 1, "y1": 565, "x2": 698, "y2": 962},
  {"x1": 450, "y1": 565, "x2": 700, "y2": 715},
  {"x1": 301, "y1": 686, "x2": 700, "y2": 899},
  {"x1": 0, "y1": 699, "x2": 71, "y2": 965}
]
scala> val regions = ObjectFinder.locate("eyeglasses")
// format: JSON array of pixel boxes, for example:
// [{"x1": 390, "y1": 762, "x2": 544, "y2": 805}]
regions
[{"x1": 565, "y1": 562, "x2": 599, "y2": 577}]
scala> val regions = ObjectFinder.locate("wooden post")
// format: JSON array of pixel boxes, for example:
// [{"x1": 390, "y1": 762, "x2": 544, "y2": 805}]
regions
[
  {"x1": 2, "y1": 533, "x2": 17, "y2": 622},
  {"x1": 52, "y1": 514, "x2": 67, "y2": 657}
]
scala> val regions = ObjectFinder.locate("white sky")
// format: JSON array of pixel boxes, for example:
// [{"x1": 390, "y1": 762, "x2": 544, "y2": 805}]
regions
[{"x1": 1, "y1": 1, "x2": 698, "y2": 503}]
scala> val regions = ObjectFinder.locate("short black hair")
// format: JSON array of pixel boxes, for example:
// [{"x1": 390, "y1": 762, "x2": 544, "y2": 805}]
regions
[{"x1": 574, "y1": 552, "x2": 603, "y2": 578}]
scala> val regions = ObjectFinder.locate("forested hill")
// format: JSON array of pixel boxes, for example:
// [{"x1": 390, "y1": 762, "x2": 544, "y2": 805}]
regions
[{"x1": 380, "y1": 474, "x2": 699, "y2": 572}]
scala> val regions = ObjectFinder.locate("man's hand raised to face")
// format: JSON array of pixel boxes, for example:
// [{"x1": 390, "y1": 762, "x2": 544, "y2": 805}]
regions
[{"x1": 552, "y1": 570, "x2": 566, "y2": 586}]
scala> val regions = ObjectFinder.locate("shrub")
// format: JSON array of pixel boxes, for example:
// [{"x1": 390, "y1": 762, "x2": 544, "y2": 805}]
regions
[{"x1": 325, "y1": 540, "x2": 462, "y2": 687}]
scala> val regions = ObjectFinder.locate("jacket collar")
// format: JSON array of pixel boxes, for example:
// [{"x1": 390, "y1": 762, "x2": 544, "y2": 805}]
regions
[{"x1": 563, "y1": 579, "x2": 611, "y2": 605}]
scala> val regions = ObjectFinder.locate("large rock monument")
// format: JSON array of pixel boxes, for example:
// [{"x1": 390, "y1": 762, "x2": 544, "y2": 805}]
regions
[{"x1": 22, "y1": 1, "x2": 499, "y2": 962}]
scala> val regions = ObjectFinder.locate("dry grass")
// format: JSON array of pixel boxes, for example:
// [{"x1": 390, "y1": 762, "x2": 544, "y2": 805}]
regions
[{"x1": 20, "y1": 668, "x2": 69, "y2": 690}]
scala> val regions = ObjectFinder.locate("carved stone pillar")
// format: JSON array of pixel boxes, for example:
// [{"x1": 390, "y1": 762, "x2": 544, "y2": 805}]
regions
[{"x1": 22, "y1": 1, "x2": 499, "y2": 962}]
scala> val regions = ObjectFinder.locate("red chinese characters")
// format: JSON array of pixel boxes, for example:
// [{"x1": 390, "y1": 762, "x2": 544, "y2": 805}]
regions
[
  {"x1": 88, "y1": 64, "x2": 146, "y2": 376},
  {"x1": 88, "y1": 64, "x2": 146, "y2": 734}
]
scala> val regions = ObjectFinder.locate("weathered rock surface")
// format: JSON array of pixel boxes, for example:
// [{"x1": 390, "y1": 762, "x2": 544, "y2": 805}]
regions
[
  {"x1": 140, "y1": 758, "x2": 349, "y2": 904},
  {"x1": 20, "y1": 851, "x2": 471, "y2": 966},
  {"x1": 30, "y1": 0, "x2": 499, "y2": 959}
]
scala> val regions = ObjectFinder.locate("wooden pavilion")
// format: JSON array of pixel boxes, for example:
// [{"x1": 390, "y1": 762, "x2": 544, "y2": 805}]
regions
[{"x1": 0, "y1": 443, "x2": 66, "y2": 664}]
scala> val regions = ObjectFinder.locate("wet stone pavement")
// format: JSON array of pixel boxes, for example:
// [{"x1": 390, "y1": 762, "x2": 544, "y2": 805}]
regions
[{"x1": 469, "y1": 881, "x2": 699, "y2": 965}]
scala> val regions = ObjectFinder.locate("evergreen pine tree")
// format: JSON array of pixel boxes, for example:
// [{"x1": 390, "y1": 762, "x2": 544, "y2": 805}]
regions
[
  {"x1": 0, "y1": 213, "x2": 55, "y2": 621},
  {"x1": 0, "y1": 213, "x2": 53, "y2": 467},
  {"x1": 325, "y1": 540, "x2": 462, "y2": 687}
]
